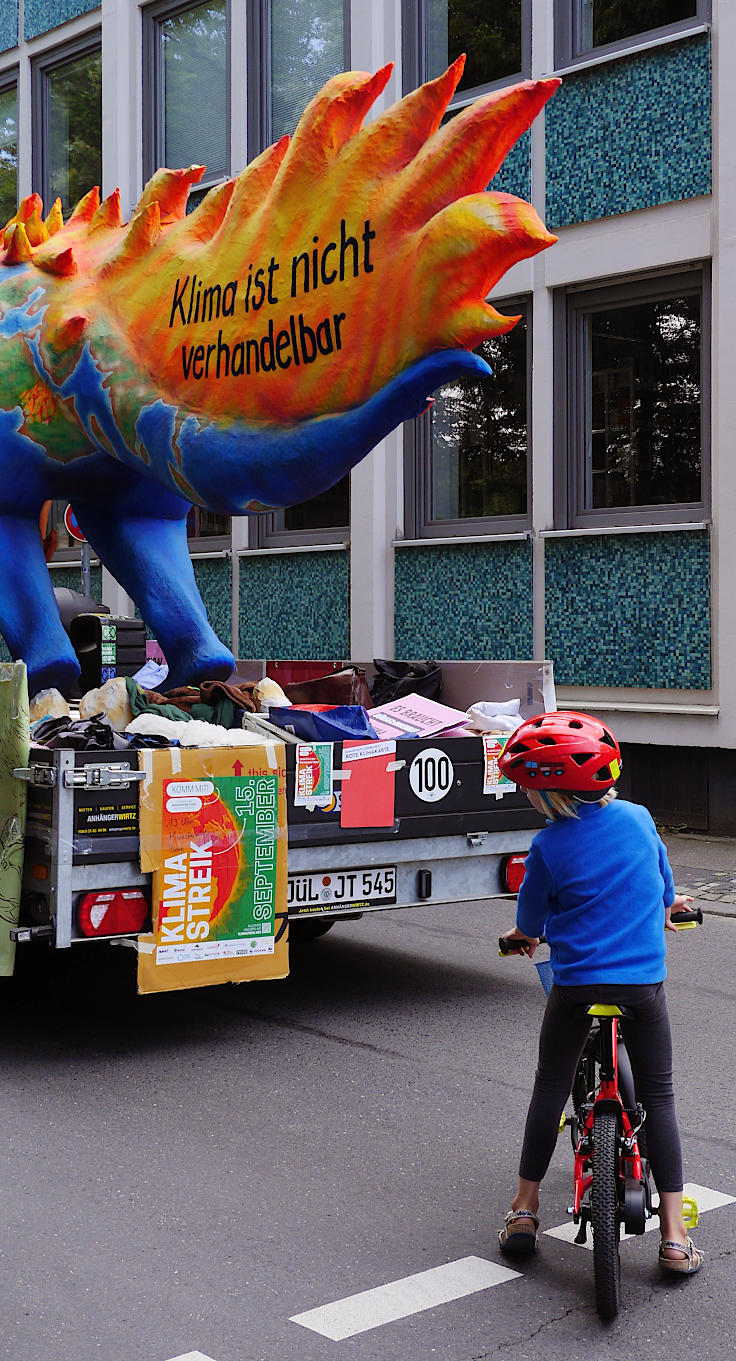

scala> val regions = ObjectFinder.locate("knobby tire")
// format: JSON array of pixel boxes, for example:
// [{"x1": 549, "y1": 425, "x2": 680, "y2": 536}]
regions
[{"x1": 591, "y1": 1109, "x2": 621, "y2": 1319}]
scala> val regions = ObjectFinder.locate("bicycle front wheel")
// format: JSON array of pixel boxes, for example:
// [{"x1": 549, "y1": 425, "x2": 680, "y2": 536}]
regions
[{"x1": 591, "y1": 1110, "x2": 621, "y2": 1319}]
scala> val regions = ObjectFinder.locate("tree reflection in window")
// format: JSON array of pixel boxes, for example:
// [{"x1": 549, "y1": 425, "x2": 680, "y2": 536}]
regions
[
  {"x1": 0, "y1": 84, "x2": 17, "y2": 225},
  {"x1": 581, "y1": 0, "x2": 697, "y2": 52},
  {"x1": 47, "y1": 48, "x2": 101, "y2": 213},
  {"x1": 425, "y1": 0, "x2": 523, "y2": 91},
  {"x1": 586, "y1": 294, "x2": 701, "y2": 509},
  {"x1": 430, "y1": 309, "x2": 527, "y2": 522}
]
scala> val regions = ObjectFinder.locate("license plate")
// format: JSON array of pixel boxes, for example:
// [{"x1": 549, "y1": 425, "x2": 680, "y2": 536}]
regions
[{"x1": 287, "y1": 866, "x2": 397, "y2": 913}]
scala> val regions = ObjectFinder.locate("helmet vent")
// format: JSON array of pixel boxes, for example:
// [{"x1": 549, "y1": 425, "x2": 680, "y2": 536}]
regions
[
  {"x1": 601, "y1": 730, "x2": 617, "y2": 748},
  {"x1": 571, "y1": 753, "x2": 593, "y2": 767},
  {"x1": 568, "y1": 719, "x2": 583, "y2": 729}
]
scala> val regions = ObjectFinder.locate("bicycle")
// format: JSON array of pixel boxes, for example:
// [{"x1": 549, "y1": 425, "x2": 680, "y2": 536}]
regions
[{"x1": 499, "y1": 906, "x2": 702, "y2": 1319}]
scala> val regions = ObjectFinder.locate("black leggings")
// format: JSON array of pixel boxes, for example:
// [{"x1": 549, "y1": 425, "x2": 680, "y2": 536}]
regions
[{"x1": 519, "y1": 981, "x2": 684, "y2": 1193}]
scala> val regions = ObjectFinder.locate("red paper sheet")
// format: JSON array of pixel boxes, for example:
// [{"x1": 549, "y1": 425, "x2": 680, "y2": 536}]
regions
[{"x1": 339, "y1": 740, "x2": 397, "y2": 828}]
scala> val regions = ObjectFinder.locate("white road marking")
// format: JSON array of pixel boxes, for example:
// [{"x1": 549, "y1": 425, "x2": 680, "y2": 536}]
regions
[
  {"x1": 290, "y1": 1255, "x2": 521, "y2": 1340},
  {"x1": 545, "y1": 1181, "x2": 735, "y2": 1249},
  {"x1": 165, "y1": 1353, "x2": 219, "y2": 1361}
]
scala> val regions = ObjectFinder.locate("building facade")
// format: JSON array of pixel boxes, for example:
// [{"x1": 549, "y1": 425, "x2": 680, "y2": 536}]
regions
[{"x1": 1, "y1": 1, "x2": 731, "y2": 830}]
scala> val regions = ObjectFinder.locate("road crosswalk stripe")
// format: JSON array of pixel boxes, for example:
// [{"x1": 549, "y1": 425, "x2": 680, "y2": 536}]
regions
[
  {"x1": 290, "y1": 1255, "x2": 521, "y2": 1340},
  {"x1": 544, "y1": 1181, "x2": 735, "y2": 1249},
  {"x1": 165, "y1": 1353, "x2": 219, "y2": 1360}
]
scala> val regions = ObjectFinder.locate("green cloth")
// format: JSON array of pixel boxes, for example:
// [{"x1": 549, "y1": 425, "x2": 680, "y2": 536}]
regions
[{"x1": 125, "y1": 677, "x2": 193, "y2": 723}]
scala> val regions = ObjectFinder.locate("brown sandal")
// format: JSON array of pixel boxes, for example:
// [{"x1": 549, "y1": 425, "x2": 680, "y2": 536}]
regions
[
  {"x1": 499, "y1": 1209, "x2": 539, "y2": 1256},
  {"x1": 659, "y1": 1237, "x2": 704, "y2": 1275}
]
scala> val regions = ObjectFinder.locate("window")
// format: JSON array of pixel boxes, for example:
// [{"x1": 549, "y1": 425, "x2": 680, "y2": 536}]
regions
[
  {"x1": 33, "y1": 37, "x2": 102, "y2": 216},
  {"x1": 250, "y1": 0, "x2": 351, "y2": 546},
  {"x1": 144, "y1": 1, "x2": 230, "y2": 542},
  {"x1": 554, "y1": 1, "x2": 709, "y2": 67},
  {"x1": 248, "y1": 0, "x2": 350, "y2": 154},
  {"x1": 555, "y1": 270, "x2": 709, "y2": 527},
  {"x1": 144, "y1": 0, "x2": 229, "y2": 191},
  {"x1": 405, "y1": 302, "x2": 530, "y2": 537},
  {"x1": 0, "y1": 76, "x2": 17, "y2": 225},
  {"x1": 403, "y1": 0, "x2": 530, "y2": 98}
]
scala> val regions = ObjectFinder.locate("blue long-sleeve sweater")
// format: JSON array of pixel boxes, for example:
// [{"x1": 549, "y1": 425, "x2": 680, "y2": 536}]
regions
[{"x1": 515, "y1": 798, "x2": 676, "y2": 986}]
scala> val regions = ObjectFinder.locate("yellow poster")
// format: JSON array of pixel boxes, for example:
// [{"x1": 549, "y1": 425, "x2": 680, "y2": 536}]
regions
[{"x1": 136, "y1": 744, "x2": 288, "y2": 994}]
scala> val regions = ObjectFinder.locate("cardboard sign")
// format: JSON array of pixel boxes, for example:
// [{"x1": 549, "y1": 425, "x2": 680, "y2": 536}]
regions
[
  {"x1": 137, "y1": 745, "x2": 288, "y2": 993},
  {"x1": 368, "y1": 694, "x2": 468, "y2": 741},
  {"x1": 339, "y1": 740, "x2": 397, "y2": 828}
]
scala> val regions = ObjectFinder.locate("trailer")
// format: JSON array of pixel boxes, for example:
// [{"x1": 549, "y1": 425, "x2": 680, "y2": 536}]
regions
[{"x1": 11, "y1": 660, "x2": 553, "y2": 964}]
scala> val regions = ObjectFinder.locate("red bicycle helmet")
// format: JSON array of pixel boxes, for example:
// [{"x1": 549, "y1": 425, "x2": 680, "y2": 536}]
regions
[{"x1": 499, "y1": 710, "x2": 622, "y2": 797}]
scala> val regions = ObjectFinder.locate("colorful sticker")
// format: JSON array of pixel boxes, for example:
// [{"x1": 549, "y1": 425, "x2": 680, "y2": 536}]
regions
[
  {"x1": 482, "y1": 736, "x2": 516, "y2": 799},
  {"x1": 294, "y1": 743, "x2": 333, "y2": 806}
]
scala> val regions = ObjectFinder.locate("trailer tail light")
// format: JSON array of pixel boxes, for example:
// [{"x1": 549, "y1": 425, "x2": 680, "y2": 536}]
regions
[
  {"x1": 76, "y1": 890, "x2": 148, "y2": 938},
  {"x1": 502, "y1": 854, "x2": 528, "y2": 895}
]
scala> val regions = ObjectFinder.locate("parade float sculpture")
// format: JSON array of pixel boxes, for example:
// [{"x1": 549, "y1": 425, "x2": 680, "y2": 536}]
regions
[{"x1": 0, "y1": 58, "x2": 558, "y2": 696}]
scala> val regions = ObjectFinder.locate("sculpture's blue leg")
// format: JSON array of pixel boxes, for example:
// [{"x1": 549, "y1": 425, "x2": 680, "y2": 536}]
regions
[
  {"x1": 71, "y1": 495, "x2": 235, "y2": 689},
  {"x1": 0, "y1": 515, "x2": 81, "y2": 696}
]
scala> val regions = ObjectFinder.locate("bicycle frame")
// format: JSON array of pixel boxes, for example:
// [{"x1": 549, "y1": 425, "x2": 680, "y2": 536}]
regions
[{"x1": 571, "y1": 1006, "x2": 648, "y2": 1230}]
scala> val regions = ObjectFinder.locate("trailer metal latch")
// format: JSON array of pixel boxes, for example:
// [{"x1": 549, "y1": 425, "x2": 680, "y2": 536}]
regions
[
  {"x1": 466, "y1": 832, "x2": 487, "y2": 847},
  {"x1": 14, "y1": 766, "x2": 57, "y2": 786},
  {"x1": 63, "y1": 765, "x2": 146, "y2": 790}
]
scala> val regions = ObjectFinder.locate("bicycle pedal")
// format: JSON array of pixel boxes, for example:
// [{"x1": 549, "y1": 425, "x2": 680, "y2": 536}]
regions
[
  {"x1": 682, "y1": 1196, "x2": 700, "y2": 1229},
  {"x1": 558, "y1": 1113, "x2": 567, "y2": 1132}
]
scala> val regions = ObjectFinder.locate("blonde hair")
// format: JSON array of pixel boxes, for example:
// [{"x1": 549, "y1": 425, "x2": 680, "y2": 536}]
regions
[{"x1": 527, "y1": 788, "x2": 618, "y2": 820}]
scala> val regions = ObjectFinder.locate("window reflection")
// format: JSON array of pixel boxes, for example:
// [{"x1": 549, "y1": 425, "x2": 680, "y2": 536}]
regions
[
  {"x1": 425, "y1": 0, "x2": 522, "y2": 91},
  {"x1": 586, "y1": 294, "x2": 701, "y2": 509},
  {"x1": 160, "y1": 1, "x2": 228, "y2": 178},
  {"x1": 430, "y1": 311, "x2": 528, "y2": 521},
  {"x1": 0, "y1": 84, "x2": 17, "y2": 225},
  {"x1": 271, "y1": 0, "x2": 345, "y2": 141},
  {"x1": 580, "y1": 0, "x2": 697, "y2": 52},
  {"x1": 47, "y1": 49, "x2": 102, "y2": 214}
]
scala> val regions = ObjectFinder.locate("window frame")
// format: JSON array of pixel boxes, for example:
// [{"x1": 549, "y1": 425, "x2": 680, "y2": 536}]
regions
[
  {"x1": 252, "y1": 477, "x2": 351, "y2": 549},
  {"x1": 247, "y1": 0, "x2": 352, "y2": 159},
  {"x1": 31, "y1": 30, "x2": 102, "y2": 217},
  {"x1": 0, "y1": 66, "x2": 18, "y2": 226},
  {"x1": 553, "y1": 0, "x2": 711, "y2": 69},
  {"x1": 250, "y1": 0, "x2": 352, "y2": 548},
  {"x1": 142, "y1": 0, "x2": 232, "y2": 191},
  {"x1": 401, "y1": 0, "x2": 532, "y2": 100},
  {"x1": 403, "y1": 297, "x2": 532, "y2": 540},
  {"x1": 553, "y1": 266, "x2": 711, "y2": 531}
]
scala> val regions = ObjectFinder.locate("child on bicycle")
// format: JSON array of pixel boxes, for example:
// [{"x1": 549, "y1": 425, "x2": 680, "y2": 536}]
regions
[{"x1": 496, "y1": 710, "x2": 703, "y2": 1275}]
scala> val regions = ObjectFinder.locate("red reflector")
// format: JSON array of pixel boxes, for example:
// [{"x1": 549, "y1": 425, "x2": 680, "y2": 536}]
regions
[
  {"x1": 502, "y1": 854, "x2": 528, "y2": 895},
  {"x1": 76, "y1": 890, "x2": 149, "y2": 938}
]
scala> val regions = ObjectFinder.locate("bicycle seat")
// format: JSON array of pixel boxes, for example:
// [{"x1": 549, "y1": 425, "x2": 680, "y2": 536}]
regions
[{"x1": 586, "y1": 1002, "x2": 636, "y2": 1020}]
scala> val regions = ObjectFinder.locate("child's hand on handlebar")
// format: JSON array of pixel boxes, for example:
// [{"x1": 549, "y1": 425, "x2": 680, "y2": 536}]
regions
[
  {"x1": 501, "y1": 926, "x2": 540, "y2": 958},
  {"x1": 665, "y1": 894, "x2": 694, "y2": 932}
]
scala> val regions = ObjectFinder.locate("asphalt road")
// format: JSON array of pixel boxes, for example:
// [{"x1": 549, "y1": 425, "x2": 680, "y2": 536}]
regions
[{"x1": 2, "y1": 893, "x2": 735, "y2": 1361}]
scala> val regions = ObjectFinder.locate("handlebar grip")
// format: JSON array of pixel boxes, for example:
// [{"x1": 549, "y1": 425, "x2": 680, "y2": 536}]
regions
[
  {"x1": 498, "y1": 934, "x2": 546, "y2": 955},
  {"x1": 670, "y1": 907, "x2": 703, "y2": 925}
]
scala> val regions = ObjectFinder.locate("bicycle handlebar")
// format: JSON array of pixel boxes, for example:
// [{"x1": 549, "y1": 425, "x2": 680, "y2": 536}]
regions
[
  {"x1": 500, "y1": 909, "x2": 702, "y2": 956},
  {"x1": 670, "y1": 906, "x2": 703, "y2": 927},
  {"x1": 498, "y1": 934, "x2": 546, "y2": 955}
]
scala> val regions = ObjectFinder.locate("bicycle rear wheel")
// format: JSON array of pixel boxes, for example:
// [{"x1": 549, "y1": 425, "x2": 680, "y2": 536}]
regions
[{"x1": 591, "y1": 1110, "x2": 621, "y2": 1319}]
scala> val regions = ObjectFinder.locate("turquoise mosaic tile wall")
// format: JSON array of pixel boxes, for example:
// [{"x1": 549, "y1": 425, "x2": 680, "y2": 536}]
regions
[
  {"x1": 545, "y1": 531, "x2": 710, "y2": 689},
  {"x1": 192, "y1": 557, "x2": 232, "y2": 648},
  {"x1": 0, "y1": 3, "x2": 17, "y2": 51},
  {"x1": 238, "y1": 551, "x2": 349, "y2": 659},
  {"x1": 490, "y1": 128, "x2": 531, "y2": 202},
  {"x1": 546, "y1": 35, "x2": 711, "y2": 228},
  {"x1": 24, "y1": 0, "x2": 99, "y2": 40},
  {"x1": 394, "y1": 540, "x2": 533, "y2": 659}
]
